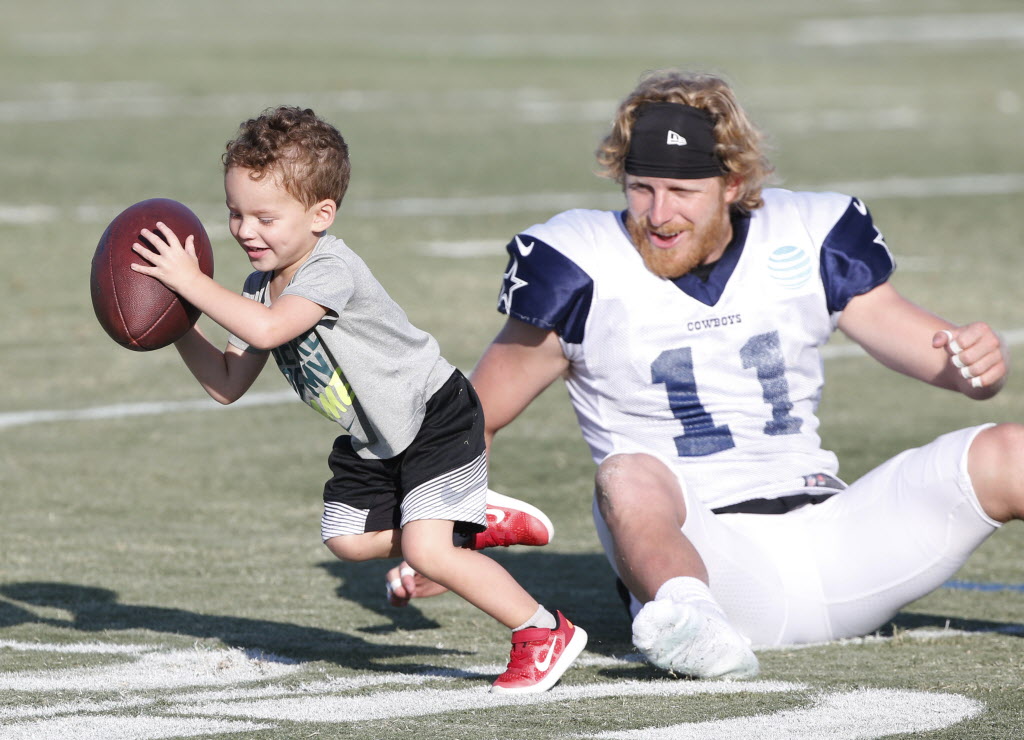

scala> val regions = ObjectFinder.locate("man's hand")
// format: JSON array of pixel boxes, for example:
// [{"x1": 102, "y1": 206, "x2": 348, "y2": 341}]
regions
[
  {"x1": 935, "y1": 324, "x2": 1008, "y2": 398},
  {"x1": 384, "y1": 561, "x2": 450, "y2": 607}
]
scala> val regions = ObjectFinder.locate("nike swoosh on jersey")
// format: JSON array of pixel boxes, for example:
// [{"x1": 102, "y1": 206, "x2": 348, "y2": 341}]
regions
[{"x1": 515, "y1": 235, "x2": 535, "y2": 257}]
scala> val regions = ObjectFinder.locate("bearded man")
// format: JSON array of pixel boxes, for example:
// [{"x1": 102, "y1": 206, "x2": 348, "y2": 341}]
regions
[{"x1": 388, "y1": 70, "x2": 1022, "y2": 680}]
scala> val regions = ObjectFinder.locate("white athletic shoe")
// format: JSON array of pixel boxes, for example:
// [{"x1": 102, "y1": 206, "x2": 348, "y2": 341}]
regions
[{"x1": 632, "y1": 598, "x2": 759, "y2": 680}]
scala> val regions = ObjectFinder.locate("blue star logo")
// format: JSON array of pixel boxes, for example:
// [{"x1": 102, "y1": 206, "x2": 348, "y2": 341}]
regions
[{"x1": 499, "y1": 256, "x2": 528, "y2": 313}]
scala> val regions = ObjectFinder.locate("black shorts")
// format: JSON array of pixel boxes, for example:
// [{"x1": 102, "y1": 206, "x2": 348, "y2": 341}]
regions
[{"x1": 320, "y1": 370, "x2": 488, "y2": 540}]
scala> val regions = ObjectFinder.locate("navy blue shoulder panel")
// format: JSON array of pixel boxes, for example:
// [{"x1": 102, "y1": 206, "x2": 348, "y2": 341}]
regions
[
  {"x1": 819, "y1": 198, "x2": 896, "y2": 313},
  {"x1": 497, "y1": 235, "x2": 593, "y2": 344}
]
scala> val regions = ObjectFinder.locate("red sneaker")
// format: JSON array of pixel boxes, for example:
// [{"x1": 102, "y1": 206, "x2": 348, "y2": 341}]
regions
[
  {"x1": 491, "y1": 611, "x2": 587, "y2": 694},
  {"x1": 471, "y1": 490, "x2": 554, "y2": 550}
]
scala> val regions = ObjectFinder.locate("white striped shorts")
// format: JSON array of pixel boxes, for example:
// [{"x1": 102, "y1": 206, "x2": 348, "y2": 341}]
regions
[{"x1": 320, "y1": 370, "x2": 488, "y2": 541}]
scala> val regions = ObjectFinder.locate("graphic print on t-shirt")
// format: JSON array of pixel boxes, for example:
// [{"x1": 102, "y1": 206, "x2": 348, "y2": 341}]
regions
[{"x1": 273, "y1": 332, "x2": 356, "y2": 427}]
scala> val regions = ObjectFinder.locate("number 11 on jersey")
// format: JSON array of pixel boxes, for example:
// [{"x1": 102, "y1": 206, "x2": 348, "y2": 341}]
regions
[{"x1": 651, "y1": 330, "x2": 803, "y2": 458}]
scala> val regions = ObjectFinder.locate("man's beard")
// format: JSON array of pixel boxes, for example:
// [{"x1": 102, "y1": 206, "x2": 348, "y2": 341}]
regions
[{"x1": 626, "y1": 209, "x2": 733, "y2": 280}]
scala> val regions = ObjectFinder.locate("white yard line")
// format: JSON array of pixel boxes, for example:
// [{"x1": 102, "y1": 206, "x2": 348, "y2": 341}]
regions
[
  {"x1": 796, "y1": 13, "x2": 1024, "y2": 46},
  {"x1": 1, "y1": 173, "x2": 1024, "y2": 228},
  {"x1": 0, "y1": 89, "x2": 936, "y2": 130},
  {"x1": 3, "y1": 331, "x2": 1023, "y2": 431},
  {"x1": 0, "y1": 391, "x2": 293, "y2": 430}
]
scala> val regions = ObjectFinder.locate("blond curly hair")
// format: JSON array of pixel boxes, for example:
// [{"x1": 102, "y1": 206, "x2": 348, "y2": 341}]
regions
[{"x1": 596, "y1": 70, "x2": 774, "y2": 212}]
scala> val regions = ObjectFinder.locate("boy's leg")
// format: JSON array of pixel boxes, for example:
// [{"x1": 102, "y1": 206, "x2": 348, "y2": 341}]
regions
[
  {"x1": 398, "y1": 371, "x2": 587, "y2": 692},
  {"x1": 387, "y1": 488, "x2": 555, "y2": 605},
  {"x1": 400, "y1": 518, "x2": 539, "y2": 628},
  {"x1": 401, "y1": 518, "x2": 588, "y2": 695},
  {"x1": 324, "y1": 530, "x2": 401, "y2": 562}
]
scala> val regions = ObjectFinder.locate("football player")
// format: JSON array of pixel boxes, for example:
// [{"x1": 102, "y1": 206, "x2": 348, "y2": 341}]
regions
[{"x1": 388, "y1": 70, "x2": 1022, "y2": 680}]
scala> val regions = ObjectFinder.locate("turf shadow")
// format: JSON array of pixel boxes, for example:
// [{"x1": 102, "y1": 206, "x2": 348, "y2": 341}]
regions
[
  {"x1": 0, "y1": 580, "x2": 469, "y2": 671},
  {"x1": 319, "y1": 550, "x2": 634, "y2": 657}
]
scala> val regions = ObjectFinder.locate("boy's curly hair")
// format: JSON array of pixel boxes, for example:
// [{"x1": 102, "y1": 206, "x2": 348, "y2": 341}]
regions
[
  {"x1": 596, "y1": 70, "x2": 774, "y2": 212},
  {"x1": 223, "y1": 106, "x2": 350, "y2": 209}
]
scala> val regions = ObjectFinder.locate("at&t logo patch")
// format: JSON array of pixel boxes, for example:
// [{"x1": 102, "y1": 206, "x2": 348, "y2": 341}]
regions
[{"x1": 767, "y1": 245, "x2": 813, "y2": 289}]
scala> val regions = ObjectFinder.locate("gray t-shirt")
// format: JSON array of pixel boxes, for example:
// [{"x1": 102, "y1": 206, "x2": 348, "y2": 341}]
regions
[{"x1": 228, "y1": 234, "x2": 454, "y2": 459}]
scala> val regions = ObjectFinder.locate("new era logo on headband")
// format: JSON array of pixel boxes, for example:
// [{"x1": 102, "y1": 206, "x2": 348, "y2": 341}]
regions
[
  {"x1": 666, "y1": 130, "x2": 687, "y2": 146},
  {"x1": 625, "y1": 102, "x2": 727, "y2": 179}
]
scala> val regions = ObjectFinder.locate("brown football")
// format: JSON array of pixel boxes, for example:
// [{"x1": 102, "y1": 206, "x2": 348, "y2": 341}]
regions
[{"x1": 90, "y1": 198, "x2": 214, "y2": 351}]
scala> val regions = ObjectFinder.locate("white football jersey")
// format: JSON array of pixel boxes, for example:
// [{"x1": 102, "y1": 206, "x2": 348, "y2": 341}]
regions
[{"x1": 497, "y1": 188, "x2": 895, "y2": 510}]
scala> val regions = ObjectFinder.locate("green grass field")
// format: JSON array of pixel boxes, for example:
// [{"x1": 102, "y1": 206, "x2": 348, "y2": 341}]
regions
[{"x1": 2, "y1": 1, "x2": 1024, "y2": 737}]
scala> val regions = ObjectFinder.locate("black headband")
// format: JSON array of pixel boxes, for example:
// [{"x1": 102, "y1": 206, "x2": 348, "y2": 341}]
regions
[{"x1": 624, "y1": 102, "x2": 727, "y2": 179}]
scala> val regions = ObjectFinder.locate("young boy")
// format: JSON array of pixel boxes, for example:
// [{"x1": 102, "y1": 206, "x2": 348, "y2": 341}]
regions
[{"x1": 130, "y1": 105, "x2": 586, "y2": 693}]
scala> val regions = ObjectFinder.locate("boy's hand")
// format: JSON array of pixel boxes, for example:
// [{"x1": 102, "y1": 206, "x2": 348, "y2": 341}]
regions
[{"x1": 131, "y1": 221, "x2": 206, "y2": 296}]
